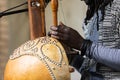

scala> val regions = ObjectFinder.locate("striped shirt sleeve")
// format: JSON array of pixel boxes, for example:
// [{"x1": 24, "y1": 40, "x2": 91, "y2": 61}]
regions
[{"x1": 86, "y1": 43, "x2": 120, "y2": 71}]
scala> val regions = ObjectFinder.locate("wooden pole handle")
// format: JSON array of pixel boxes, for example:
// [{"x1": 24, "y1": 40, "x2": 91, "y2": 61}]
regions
[
  {"x1": 51, "y1": 0, "x2": 58, "y2": 26},
  {"x1": 28, "y1": 0, "x2": 46, "y2": 40}
]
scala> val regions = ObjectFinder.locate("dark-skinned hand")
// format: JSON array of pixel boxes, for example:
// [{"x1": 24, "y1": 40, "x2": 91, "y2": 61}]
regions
[{"x1": 49, "y1": 22, "x2": 84, "y2": 51}]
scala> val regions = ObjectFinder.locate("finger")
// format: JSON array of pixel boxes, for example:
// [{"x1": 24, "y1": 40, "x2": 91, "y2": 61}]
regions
[
  {"x1": 50, "y1": 22, "x2": 65, "y2": 32},
  {"x1": 50, "y1": 32, "x2": 64, "y2": 40},
  {"x1": 50, "y1": 30, "x2": 63, "y2": 39},
  {"x1": 50, "y1": 26, "x2": 58, "y2": 31},
  {"x1": 50, "y1": 33, "x2": 67, "y2": 42},
  {"x1": 50, "y1": 22, "x2": 70, "y2": 34},
  {"x1": 56, "y1": 32, "x2": 69, "y2": 41},
  {"x1": 51, "y1": 35, "x2": 60, "y2": 39},
  {"x1": 50, "y1": 25, "x2": 65, "y2": 34},
  {"x1": 50, "y1": 29, "x2": 70, "y2": 41},
  {"x1": 51, "y1": 22, "x2": 71, "y2": 34},
  {"x1": 58, "y1": 25, "x2": 70, "y2": 34},
  {"x1": 50, "y1": 31, "x2": 58, "y2": 35},
  {"x1": 59, "y1": 21, "x2": 66, "y2": 27}
]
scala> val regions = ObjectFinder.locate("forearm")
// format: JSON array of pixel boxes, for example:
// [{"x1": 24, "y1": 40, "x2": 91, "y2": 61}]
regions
[{"x1": 86, "y1": 43, "x2": 120, "y2": 71}]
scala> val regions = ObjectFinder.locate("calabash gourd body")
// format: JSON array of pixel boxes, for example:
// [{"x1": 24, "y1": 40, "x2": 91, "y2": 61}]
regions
[{"x1": 4, "y1": 37, "x2": 70, "y2": 80}]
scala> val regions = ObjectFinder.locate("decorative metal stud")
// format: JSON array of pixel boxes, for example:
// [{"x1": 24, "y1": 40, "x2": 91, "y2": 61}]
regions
[
  {"x1": 31, "y1": 1, "x2": 40, "y2": 7},
  {"x1": 52, "y1": 67, "x2": 56, "y2": 70},
  {"x1": 63, "y1": 62, "x2": 66, "y2": 65}
]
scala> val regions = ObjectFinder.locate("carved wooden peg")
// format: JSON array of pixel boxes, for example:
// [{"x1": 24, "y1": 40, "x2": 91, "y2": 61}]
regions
[{"x1": 51, "y1": 0, "x2": 58, "y2": 26}]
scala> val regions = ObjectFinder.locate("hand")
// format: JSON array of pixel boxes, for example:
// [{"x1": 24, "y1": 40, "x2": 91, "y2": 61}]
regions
[{"x1": 49, "y1": 22, "x2": 84, "y2": 50}]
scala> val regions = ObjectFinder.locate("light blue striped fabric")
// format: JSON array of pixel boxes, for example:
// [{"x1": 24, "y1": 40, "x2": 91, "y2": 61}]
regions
[
  {"x1": 81, "y1": 0, "x2": 120, "y2": 79},
  {"x1": 82, "y1": 10, "x2": 102, "y2": 43}
]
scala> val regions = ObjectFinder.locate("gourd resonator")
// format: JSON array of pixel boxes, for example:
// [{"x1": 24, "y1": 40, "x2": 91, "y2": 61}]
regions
[{"x1": 4, "y1": 0, "x2": 70, "y2": 80}]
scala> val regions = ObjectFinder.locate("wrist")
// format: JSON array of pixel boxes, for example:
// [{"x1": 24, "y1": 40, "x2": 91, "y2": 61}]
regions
[{"x1": 80, "y1": 39, "x2": 92, "y2": 56}]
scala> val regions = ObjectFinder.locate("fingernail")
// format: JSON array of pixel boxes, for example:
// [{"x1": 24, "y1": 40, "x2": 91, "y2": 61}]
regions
[
  {"x1": 51, "y1": 31, "x2": 58, "y2": 35},
  {"x1": 51, "y1": 26, "x2": 58, "y2": 30}
]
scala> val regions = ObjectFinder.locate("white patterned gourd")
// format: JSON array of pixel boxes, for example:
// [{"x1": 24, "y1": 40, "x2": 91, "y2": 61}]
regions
[{"x1": 4, "y1": 37, "x2": 70, "y2": 80}]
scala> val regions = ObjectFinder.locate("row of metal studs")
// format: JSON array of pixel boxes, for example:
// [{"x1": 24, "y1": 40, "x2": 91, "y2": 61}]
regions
[{"x1": 40, "y1": 44, "x2": 63, "y2": 67}]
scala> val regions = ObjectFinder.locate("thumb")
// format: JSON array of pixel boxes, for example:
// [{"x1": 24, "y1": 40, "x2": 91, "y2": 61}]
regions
[{"x1": 59, "y1": 21, "x2": 65, "y2": 26}]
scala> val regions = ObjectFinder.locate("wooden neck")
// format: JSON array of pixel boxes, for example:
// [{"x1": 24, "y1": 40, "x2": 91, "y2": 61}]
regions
[
  {"x1": 28, "y1": 0, "x2": 58, "y2": 40},
  {"x1": 28, "y1": 0, "x2": 46, "y2": 40}
]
